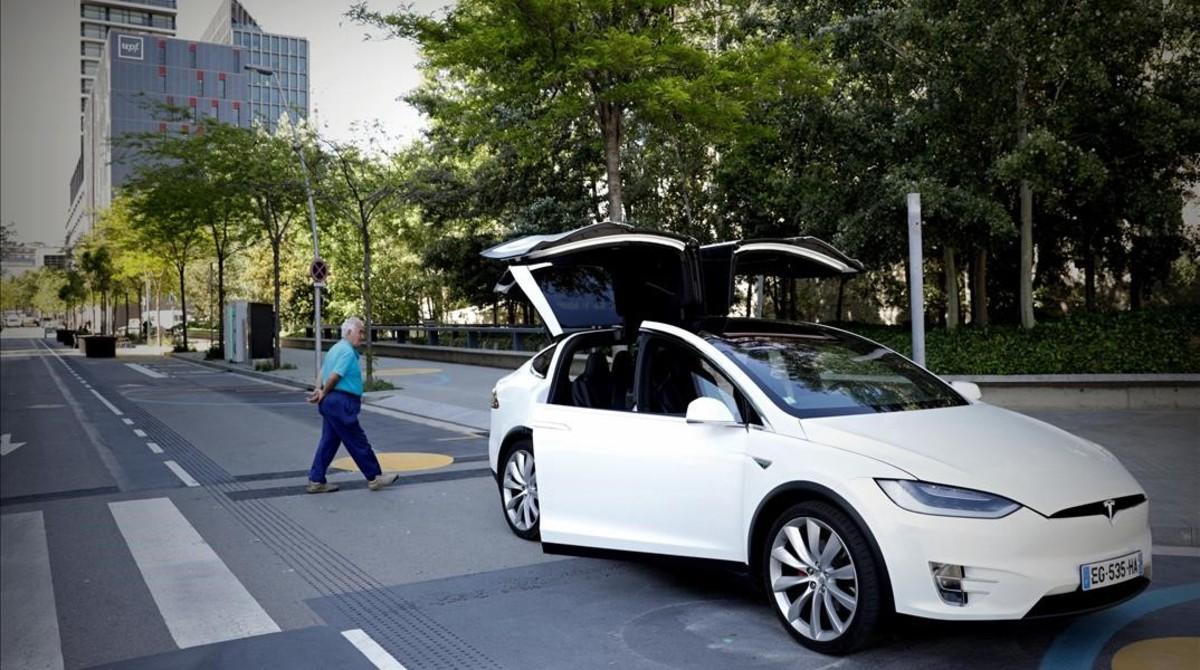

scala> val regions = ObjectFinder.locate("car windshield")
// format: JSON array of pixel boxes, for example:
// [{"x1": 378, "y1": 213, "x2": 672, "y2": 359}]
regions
[{"x1": 709, "y1": 331, "x2": 966, "y2": 418}]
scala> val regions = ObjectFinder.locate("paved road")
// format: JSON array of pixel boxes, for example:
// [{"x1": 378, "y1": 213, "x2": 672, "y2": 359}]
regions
[{"x1": 2, "y1": 337, "x2": 1197, "y2": 669}]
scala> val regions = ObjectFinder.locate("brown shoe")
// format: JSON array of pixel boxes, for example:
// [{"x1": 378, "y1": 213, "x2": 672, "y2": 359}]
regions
[
  {"x1": 305, "y1": 481, "x2": 339, "y2": 494},
  {"x1": 368, "y1": 473, "x2": 398, "y2": 491}
]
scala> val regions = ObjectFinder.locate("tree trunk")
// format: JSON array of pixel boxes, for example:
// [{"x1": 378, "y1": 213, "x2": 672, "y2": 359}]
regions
[
  {"x1": 216, "y1": 254, "x2": 226, "y2": 356},
  {"x1": 362, "y1": 223, "x2": 373, "y2": 383},
  {"x1": 176, "y1": 263, "x2": 188, "y2": 350},
  {"x1": 943, "y1": 246, "x2": 959, "y2": 330},
  {"x1": 271, "y1": 240, "x2": 281, "y2": 368},
  {"x1": 1016, "y1": 68, "x2": 1036, "y2": 329},
  {"x1": 598, "y1": 101, "x2": 624, "y2": 222},
  {"x1": 971, "y1": 248, "x2": 989, "y2": 327}
]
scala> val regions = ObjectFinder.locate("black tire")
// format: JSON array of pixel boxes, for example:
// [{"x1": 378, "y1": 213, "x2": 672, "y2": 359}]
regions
[
  {"x1": 497, "y1": 439, "x2": 540, "y2": 541},
  {"x1": 760, "y1": 501, "x2": 885, "y2": 655}
]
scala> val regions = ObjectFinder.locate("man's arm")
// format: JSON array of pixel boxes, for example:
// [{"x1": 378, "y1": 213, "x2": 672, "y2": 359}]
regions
[{"x1": 307, "y1": 373, "x2": 341, "y2": 404}]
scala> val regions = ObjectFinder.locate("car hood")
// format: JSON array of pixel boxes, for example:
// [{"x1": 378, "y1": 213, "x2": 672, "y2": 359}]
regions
[{"x1": 801, "y1": 403, "x2": 1143, "y2": 516}]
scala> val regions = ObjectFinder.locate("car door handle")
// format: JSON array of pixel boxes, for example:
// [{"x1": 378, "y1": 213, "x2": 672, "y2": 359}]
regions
[{"x1": 532, "y1": 421, "x2": 570, "y2": 432}]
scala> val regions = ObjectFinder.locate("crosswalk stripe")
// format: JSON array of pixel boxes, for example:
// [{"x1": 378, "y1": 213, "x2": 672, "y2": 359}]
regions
[
  {"x1": 125, "y1": 363, "x2": 167, "y2": 378},
  {"x1": 163, "y1": 460, "x2": 199, "y2": 487},
  {"x1": 341, "y1": 629, "x2": 407, "y2": 670},
  {"x1": 147, "y1": 442, "x2": 164, "y2": 454},
  {"x1": 1, "y1": 512, "x2": 65, "y2": 670},
  {"x1": 108, "y1": 498, "x2": 280, "y2": 649},
  {"x1": 133, "y1": 429, "x2": 147, "y2": 438}
]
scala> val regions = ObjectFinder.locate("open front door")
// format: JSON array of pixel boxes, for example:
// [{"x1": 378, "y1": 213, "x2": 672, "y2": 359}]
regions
[
  {"x1": 485, "y1": 222, "x2": 703, "y2": 337},
  {"x1": 700, "y1": 237, "x2": 864, "y2": 316}
]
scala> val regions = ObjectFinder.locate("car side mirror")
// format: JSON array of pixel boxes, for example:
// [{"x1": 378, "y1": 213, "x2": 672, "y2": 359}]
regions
[
  {"x1": 950, "y1": 381, "x2": 982, "y2": 402},
  {"x1": 686, "y1": 397, "x2": 738, "y2": 424}
]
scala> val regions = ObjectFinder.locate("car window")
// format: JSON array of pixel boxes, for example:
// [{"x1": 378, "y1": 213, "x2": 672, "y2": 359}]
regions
[
  {"x1": 530, "y1": 344, "x2": 557, "y2": 378},
  {"x1": 637, "y1": 335, "x2": 751, "y2": 423},
  {"x1": 547, "y1": 330, "x2": 635, "y2": 412}
]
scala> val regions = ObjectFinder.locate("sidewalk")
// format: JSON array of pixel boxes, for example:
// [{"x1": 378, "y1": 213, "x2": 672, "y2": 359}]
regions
[{"x1": 175, "y1": 345, "x2": 507, "y2": 432}]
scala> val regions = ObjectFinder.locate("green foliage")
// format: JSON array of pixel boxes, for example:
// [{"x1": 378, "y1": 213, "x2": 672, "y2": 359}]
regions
[
  {"x1": 840, "y1": 307, "x2": 1200, "y2": 374},
  {"x1": 363, "y1": 378, "x2": 395, "y2": 392},
  {"x1": 1, "y1": 268, "x2": 68, "y2": 316}
]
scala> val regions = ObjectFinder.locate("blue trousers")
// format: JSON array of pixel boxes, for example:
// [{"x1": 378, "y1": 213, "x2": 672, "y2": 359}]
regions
[{"x1": 308, "y1": 391, "x2": 382, "y2": 483}]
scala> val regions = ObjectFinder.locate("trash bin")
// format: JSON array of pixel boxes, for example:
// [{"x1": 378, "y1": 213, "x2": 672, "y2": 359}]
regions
[{"x1": 80, "y1": 335, "x2": 117, "y2": 358}]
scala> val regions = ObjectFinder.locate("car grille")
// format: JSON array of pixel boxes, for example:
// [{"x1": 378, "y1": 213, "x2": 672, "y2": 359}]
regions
[
  {"x1": 1048, "y1": 494, "x2": 1146, "y2": 519},
  {"x1": 1024, "y1": 577, "x2": 1149, "y2": 618}
]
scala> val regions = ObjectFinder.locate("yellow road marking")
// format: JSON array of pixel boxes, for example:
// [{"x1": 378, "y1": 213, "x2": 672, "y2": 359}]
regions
[
  {"x1": 1112, "y1": 637, "x2": 1200, "y2": 670},
  {"x1": 331, "y1": 452, "x2": 454, "y2": 473},
  {"x1": 371, "y1": 367, "x2": 442, "y2": 377}
]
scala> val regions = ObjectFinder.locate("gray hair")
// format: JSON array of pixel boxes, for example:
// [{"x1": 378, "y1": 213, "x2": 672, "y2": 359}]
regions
[{"x1": 341, "y1": 317, "x2": 364, "y2": 339}]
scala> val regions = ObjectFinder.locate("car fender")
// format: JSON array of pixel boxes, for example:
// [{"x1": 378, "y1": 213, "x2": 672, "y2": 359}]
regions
[{"x1": 740, "y1": 431, "x2": 908, "y2": 592}]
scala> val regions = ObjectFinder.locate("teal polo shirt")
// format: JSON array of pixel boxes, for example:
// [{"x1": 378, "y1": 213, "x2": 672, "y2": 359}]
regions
[{"x1": 321, "y1": 339, "x2": 363, "y2": 396}]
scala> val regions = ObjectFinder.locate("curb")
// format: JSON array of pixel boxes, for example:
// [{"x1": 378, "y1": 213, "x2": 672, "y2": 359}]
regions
[{"x1": 168, "y1": 353, "x2": 486, "y2": 434}]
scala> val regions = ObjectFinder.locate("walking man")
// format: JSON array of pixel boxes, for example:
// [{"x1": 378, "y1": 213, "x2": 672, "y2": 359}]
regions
[{"x1": 305, "y1": 317, "x2": 398, "y2": 493}]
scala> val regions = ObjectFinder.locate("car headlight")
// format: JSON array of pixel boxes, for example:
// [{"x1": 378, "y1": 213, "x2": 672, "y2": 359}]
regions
[{"x1": 877, "y1": 479, "x2": 1020, "y2": 519}]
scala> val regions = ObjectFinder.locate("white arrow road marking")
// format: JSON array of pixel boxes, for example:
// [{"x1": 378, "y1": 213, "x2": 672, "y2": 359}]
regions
[
  {"x1": 125, "y1": 363, "x2": 167, "y2": 379},
  {"x1": 1, "y1": 434, "x2": 26, "y2": 457}
]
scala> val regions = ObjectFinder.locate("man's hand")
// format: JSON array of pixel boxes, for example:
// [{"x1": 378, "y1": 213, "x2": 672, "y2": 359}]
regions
[{"x1": 307, "y1": 388, "x2": 324, "y2": 404}]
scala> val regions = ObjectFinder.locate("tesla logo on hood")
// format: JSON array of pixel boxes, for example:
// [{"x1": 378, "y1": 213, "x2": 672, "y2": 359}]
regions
[{"x1": 1103, "y1": 499, "x2": 1116, "y2": 524}]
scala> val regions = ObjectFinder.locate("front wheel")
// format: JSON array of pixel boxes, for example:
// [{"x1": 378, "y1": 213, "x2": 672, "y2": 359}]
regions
[
  {"x1": 498, "y1": 440, "x2": 539, "y2": 540},
  {"x1": 762, "y1": 501, "x2": 885, "y2": 655}
]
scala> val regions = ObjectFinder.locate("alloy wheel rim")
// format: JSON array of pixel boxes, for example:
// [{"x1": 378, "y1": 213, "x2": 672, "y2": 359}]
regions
[
  {"x1": 501, "y1": 449, "x2": 538, "y2": 531},
  {"x1": 768, "y1": 516, "x2": 858, "y2": 642}
]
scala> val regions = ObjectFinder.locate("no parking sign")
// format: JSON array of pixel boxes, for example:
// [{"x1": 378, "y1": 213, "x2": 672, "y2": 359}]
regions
[{"x1": 309, "y1": 257, "x2": 329, "y2": 286}]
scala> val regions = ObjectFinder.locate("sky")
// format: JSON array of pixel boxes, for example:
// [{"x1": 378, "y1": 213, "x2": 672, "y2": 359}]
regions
[{"x1": 1, "y1": 0, "x2": 445, "y2": 248}]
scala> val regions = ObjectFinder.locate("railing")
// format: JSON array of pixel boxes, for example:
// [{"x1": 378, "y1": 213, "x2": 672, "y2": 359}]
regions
[{"x1": 303, "y1": 324, "x2": 549, "y2": 352}]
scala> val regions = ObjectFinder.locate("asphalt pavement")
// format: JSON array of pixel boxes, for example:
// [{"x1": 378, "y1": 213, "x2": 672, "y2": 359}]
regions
[{"x1": 2, "y1": 335, "x2": 1197, "y2": 670}]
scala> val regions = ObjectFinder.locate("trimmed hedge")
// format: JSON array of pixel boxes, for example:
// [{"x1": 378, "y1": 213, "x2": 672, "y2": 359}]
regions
[{"x1": 831, "y1": 306, "x2": 1200, "y2": 375}]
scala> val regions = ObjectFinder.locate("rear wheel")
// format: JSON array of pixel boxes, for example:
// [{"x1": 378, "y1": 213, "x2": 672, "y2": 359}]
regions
[
  {"x1": 761, "y1": 501, "x2": 884, "y2": 655},
  {"x1": 498, "y1": 440, "x2": 539, "y2": 540}
]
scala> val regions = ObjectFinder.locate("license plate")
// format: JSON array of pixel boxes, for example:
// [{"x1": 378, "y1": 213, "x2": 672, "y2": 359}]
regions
[{"x1": 1080, "y1": 551, "x2": 1143, "y2": 591}]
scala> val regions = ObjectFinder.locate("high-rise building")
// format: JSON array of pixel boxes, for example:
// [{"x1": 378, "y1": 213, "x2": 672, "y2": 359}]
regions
[
  {"x1": 79, "y1": 1, "x2": 178, "y2": 117},
  {"x1": 203, "y1": 0, "x2": 309, "y2": 133},
  {"x1": 67, "y1": 1, "x2": 310, "y2": 243}
]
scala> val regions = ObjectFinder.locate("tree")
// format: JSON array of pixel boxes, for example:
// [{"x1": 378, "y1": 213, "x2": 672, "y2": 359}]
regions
[
  {"x1": 351, "y1": 0, "x2": 819, "y2": 225},
  {"x1": 120, "y1": 118, "x2": 257, "y2": 356},
  {"x1": 241, "y1": 126, "x2": 310, "y2": 367},
  {"x1": 76, "y1": 243, "x2": 115, "y2": 334},
  {"x1": 57, "y1": 270, "x2": 87, "y2": 328},
  {"x1": 761, "y1": 0, "x2": 1198, "y2": 326},
  {"x1": 125, "y1": 161, "x2": 206, "y2": 349},
  {"x1": 317, "y1": 139, "x2": 398, "y2": 382}
]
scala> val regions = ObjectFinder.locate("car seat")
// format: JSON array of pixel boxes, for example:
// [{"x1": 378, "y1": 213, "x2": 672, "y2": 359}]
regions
[
  {"x1": 571, "y1": 351, "x2": 612, "y2": 409},
  {"x1": 610, "y1": 350, "x2": 633, "y2": 410}
]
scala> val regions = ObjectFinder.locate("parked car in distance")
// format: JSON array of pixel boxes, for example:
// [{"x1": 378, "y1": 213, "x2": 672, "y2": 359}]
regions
[{"x1": 484, "y1": 222, "x2": 1150, "y2": 654}]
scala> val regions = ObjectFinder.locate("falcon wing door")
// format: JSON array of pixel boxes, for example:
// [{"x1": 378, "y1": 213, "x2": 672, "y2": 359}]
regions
[
  {"x1": 484, "y1": 222, "x2": 702, "y2": 338},
  {"x1": 700, "y1": 237, "x2": 864, "y2": 316}
]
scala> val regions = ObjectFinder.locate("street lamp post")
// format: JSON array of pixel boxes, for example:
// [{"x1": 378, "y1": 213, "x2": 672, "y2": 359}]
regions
[{"x1": 245, "y1": 64, "x2": 323, "y2": 386}]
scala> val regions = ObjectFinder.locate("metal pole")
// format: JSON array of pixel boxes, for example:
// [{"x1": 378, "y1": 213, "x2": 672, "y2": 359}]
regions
[
  {"x1": 907, "y1": 193, "x2": 925, "y2": 367},
  {"x1": 266, "y1": 71, "x2": 322, "y2": 385}
]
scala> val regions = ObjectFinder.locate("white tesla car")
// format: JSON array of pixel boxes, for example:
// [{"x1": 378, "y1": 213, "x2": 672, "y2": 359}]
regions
[{"x1": 484, "y1": 223, "x2": 1151, "y2": 654}]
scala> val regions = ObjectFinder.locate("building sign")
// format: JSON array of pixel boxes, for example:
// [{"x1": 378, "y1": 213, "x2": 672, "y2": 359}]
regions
[{"x1": 117, "y1": 35, "x2": 144, "y2": 60}]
